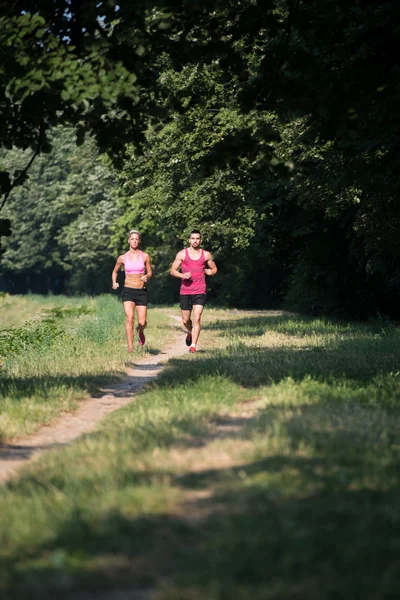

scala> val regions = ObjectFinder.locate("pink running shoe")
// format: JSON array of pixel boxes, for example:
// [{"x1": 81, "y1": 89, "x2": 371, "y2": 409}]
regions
[
  {"x1": 188, "y1": 346, "x2": 196, "y2": 353},
  {"x1": 185, "y1": 331, "x2": 192, "y2": 346},
  {"x1": 137, "y1": 326, "x2": 145, "y2": 347}
]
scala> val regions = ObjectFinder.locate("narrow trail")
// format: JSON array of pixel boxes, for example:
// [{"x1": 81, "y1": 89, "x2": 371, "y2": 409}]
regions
[{"x1": 0, "y1": 316, "x2": 187, "y2": 484}]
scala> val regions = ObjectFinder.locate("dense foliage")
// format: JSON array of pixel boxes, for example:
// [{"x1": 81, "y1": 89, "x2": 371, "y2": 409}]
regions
[
  {"x1": 115, "y1": 0, "x2": 400, "y2": 315},
  {"x1": 1, "y1": 1, "x2": 399, "y2": 316},
  {"x1": 0, "y1": 128, "x2": 120, "y2": 295}
]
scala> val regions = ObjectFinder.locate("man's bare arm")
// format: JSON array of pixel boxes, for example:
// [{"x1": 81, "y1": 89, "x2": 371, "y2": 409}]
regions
[
  {"x1": 204, "y1": 252, "x2": 217, "y2": 276},
  {"x1": 170, "y1": 251, "x2": 191, "y2": 279}
]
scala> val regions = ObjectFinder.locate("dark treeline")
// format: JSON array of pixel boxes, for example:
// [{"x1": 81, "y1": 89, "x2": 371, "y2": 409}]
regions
[{"x1": 0, "y1": 1, "x2": 399, "y2": 317}]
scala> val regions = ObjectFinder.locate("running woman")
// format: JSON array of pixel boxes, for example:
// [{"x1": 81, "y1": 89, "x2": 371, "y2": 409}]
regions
[
  {"x1": 170, "y1": 229, "x2": 217, "y2": 353},
  {"x1": 112, "y1": 229, "x2": 152, "y2": 352}
]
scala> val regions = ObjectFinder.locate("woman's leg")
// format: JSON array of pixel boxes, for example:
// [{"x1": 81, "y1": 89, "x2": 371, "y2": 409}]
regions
[
  {"x1": 123, "y1": 301, "x2": 135, "y2": 350},
  {"x1": 135, "y1": 305, "x2": 147, "y2": 345},
  {"x1": 136, "y1": 305, "x2": 147, "y2": 331}
]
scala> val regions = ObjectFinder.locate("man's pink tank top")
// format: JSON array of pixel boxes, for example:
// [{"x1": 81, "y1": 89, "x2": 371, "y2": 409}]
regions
[
  {"x1": 180, "y1": 248, "x2": 206, "y2": 295},
  {"x1": 124, "y1": 251, "x2": 145, "y2": 274}
]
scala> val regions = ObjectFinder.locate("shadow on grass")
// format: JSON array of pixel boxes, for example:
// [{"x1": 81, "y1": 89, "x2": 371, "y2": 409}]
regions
[
  {"x1": 1, "y1": 421, "x2": 399, "y2": 600},
  {"x1": 149, "y1": 313, "x2": 400, "y2": 394},
  {"x1": 205, "y1": 313, "x2": 396, "y2": 338},
  {"x1": 0, "y1": 441, "x2": 70, "y2": 462},
  {"x1": 159, "y1": 342, "x2": 399, "y2": 392},
  {"x1": 3, "y1": 424, "x2": 400, "y2": 599},
  {"x1": 2, "y1": 314, "x2": 400, "y2": 598},
  {"x1": 0, "y1": 374, "x2": 123, "y2": 402}
]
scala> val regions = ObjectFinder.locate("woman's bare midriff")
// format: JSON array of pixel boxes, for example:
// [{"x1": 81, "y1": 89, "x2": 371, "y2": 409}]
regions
[{"x1": 124, "y1": 274, "x2": 145, "y2": 289}]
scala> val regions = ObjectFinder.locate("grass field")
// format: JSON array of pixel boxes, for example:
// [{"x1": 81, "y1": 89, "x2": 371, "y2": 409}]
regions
[
  {"x1": 0, "y1": 294, "x2": 172, "y2": 440},
  {"x1": 1, "y1": 296, "x2": 400, "y2": 599}
]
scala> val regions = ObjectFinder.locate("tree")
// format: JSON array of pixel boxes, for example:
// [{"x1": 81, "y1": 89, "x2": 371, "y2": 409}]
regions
[
  {"x1": 0, "y1": 1, "x2": 290, "y2": 202},
  {"x1": 2, "y1": 1, "x2": 399, "y2": 315},
  {"x1": 114, "y1": 0, "x2": 400, "y2": 315},
  {"x1": 0, "y1": 128, "x2": 120, "y2": 294}
]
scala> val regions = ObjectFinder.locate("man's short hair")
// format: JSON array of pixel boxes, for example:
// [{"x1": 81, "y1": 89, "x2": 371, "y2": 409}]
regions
[{"x1": 189, "y1": 229, "x2": 201, "y2": 237}]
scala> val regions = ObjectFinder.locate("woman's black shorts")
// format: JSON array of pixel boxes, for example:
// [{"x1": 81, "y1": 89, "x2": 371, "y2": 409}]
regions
[{"x1": 121, "y1": 287, "x2": 149, "y2": 306}]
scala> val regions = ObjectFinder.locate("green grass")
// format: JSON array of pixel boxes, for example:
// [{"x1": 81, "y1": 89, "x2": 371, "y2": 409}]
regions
[
  {"x1": 0, "y1": 295, "x2": 172, "y2": 440},
  {"x1": 0, "y1": 308, "x2": 399, "y2": 599},
  {"x1": 0, "y1": 293, "x2": 93, "y2": 328}
]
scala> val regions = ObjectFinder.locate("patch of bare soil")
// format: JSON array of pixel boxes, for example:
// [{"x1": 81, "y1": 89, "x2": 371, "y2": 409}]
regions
[{"x1": 0, "y1": 319, "x2": 188, "y2": 484}]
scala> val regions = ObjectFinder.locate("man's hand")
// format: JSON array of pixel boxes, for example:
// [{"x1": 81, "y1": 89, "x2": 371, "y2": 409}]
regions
[
  {"x1": 112, "y1": 282, "x2": 119, "y2": 290},
  {"x1": 182, "y1": 271, "x2": 192, "y2": 279}
]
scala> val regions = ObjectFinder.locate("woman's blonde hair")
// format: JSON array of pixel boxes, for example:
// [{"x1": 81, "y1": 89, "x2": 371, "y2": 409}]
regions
[{"x1": 128, "y1": 229, "x2": 141, "y2": 241}]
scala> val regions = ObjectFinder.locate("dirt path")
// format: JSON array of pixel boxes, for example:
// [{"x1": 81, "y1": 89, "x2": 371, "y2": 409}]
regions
[{"x1": 0, "y1": 317, "x2": 187, "y2": 484}]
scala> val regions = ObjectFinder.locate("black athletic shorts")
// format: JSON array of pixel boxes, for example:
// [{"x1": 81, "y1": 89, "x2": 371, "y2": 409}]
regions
[
  {"x1": 121, "y1": 287, "x2": 149, "y2": 306},
  {"x1": 180, "y1": 294, "x2": 207, "y2": 310}
]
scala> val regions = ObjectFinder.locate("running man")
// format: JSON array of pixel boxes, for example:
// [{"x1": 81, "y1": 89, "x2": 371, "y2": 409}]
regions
[
  {"x1": 170, "y1": 229, "x2": 217, "y2": 353},
  {"x1": 112, "y1": 229, "x2": 152, "y2": 352}
]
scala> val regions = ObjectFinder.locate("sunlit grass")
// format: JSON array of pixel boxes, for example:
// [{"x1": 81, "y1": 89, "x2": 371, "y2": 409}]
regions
[
  {"x1": 0, "y1": 295, "x2": 172, "y2": 440},
  {"x1": 0, "y1": 309, "x2": 399, "y2": 599},
  {"x1": 0, "y1": 294, "x2": 93, "y2": 328}
]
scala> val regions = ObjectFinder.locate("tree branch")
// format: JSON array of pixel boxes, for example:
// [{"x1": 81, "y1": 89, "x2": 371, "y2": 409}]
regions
[{"x1": 0, "y1": 119, "x2": 44, "y2": 212}]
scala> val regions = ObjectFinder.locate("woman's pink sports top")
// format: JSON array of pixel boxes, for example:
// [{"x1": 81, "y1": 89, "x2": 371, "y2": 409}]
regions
[
  {"x1": 124, "y1": 251, "x2": 145, "y2": 274},
  {"x1": 180, "y1": 248, "x2": 206, "y2": 295}
]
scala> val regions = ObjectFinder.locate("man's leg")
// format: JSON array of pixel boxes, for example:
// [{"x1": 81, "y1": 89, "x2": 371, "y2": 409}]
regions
[
  {"x1": 180, "y1": 296, "x2": 193, "y2": 346},
  {"x1": 123, "y1": 301, "x2": 135, "y2": 350},
  {"x1": 181, "y1": 309, "x2": 192, "y2": 333},
  {"x1": 191, "y1": 304, "x2": 204, "y2": 346}
]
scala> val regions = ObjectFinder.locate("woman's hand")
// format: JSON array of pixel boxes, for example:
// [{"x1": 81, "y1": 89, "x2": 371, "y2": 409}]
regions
[
  {"x1": 112, "y1": 282, "x2": 119, "y2": 290},
  {"x1": 140, "y1": 275, "x2": 148, "y2": 283}
]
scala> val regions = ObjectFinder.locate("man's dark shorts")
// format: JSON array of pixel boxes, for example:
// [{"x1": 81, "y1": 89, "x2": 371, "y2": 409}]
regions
[
  {"x1": 180, "y1": 294, "x2": 207, "y2": 310},
  {"x1": 121, "y1": 287, "x2": 149, "y2": 306}
]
